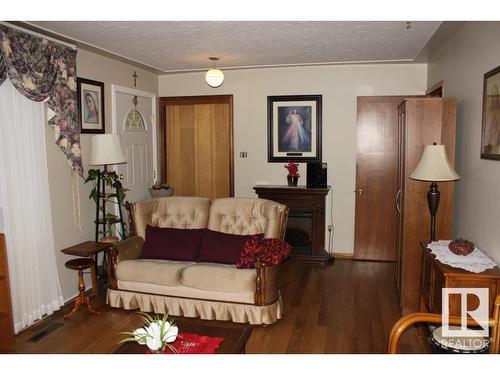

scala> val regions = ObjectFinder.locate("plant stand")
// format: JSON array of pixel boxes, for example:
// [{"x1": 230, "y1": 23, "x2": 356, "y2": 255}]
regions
[
  {"x1": 92, "y1": 166, "x2": 126, "y2": 281},
  {"x1": 94, "y1": 166, "x2": 126, "y2": 242}
]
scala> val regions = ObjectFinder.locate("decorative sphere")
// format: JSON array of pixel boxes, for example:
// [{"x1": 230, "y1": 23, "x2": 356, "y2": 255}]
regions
[{"x1": 205, "y1": 68, "x2": 224, "y2": 88}]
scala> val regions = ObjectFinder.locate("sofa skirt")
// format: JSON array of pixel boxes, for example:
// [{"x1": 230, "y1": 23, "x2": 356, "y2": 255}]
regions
[{"x1": 106, "y1": 288, "x2": 283, "y2": 325}]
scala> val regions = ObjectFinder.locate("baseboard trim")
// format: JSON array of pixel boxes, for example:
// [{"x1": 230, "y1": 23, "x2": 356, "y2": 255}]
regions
[{"x1": 332, "y1": 252, "x2": 354, "y2": 259}]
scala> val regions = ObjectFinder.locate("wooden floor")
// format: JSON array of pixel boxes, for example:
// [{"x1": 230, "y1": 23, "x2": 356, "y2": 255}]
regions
[{"x1": 14, "y1": 259, "x2": 428, "y2": 354}]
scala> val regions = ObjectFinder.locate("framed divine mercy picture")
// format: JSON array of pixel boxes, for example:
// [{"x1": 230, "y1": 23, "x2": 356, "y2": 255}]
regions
[
  {"x1": 77, "y1": 77, "x2": 105, "y2": 134},
  {"x1": 481, "y1": 65, "x2": 500, "y2": 160},
  {"x1": 267, "y1": 95, "x2": 322, "y2": 162}
]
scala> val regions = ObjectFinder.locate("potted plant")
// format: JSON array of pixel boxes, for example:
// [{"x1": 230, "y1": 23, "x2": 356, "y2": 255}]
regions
[
  {"x1": 85, "y1": 169, "x2": 128, "y2": 240},
  {"x1": 119, "y1": 312, "x2": 178, "y2": 354},
  {"x1": 284, "y1": 162, "x2": 300, "y2": 186}
]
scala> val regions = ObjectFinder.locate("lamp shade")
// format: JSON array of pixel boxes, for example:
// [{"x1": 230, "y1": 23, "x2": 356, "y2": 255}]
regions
[
  {"x1": 89, "y1": 134, "x2": 127, "y2": 166},
  {"x1": 409, "y1": 144, "x2": 460, "y2": 182},
  {"x1": 205, "y1": 68, "x2": 224, "y2": 88}
]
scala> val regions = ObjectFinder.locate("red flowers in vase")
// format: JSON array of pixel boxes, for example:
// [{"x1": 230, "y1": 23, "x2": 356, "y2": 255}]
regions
[
  {"x1": 284, "y1": 162, "x2": 300, "y2": 186},
  {"x1": 284, "y1": 162, "x2": 300, "y2": 177}
]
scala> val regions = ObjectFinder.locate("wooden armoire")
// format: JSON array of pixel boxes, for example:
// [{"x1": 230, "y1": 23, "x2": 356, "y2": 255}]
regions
[{"x1": 396, "y1": 98, "x2": 457, "y2": 314}]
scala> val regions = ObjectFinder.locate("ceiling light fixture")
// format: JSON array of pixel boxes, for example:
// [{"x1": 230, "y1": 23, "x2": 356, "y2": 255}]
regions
[{"x1": 205, "y1": 57, "x2": 224, "y2": 88}]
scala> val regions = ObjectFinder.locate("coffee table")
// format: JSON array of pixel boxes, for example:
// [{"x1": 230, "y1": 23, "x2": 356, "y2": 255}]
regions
[{"x1": 113, "y1": 318, "x2": 252, "y2": 354}]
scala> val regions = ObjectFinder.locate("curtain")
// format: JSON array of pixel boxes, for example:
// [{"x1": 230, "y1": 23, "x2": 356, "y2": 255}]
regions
[
  {"x1": 0, "y1": 79, "x2": 64, "y2": 333},
  {"x1": 0, "y1": 24, "x2": 82, "y2": 176}
]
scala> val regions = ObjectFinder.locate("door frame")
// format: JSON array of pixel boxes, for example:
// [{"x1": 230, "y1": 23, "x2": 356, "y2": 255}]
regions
[
  {"x1": 111, "y1": 84, "x2": 158, "y2": 182},
  {"x1": 159, "y1": 95, "x2": 234, "y2": 196}
]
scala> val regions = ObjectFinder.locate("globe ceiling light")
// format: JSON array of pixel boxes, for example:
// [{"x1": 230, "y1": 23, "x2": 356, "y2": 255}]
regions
[{"x1": 205, "y1": 57, "x2": 224, "y2": 88}]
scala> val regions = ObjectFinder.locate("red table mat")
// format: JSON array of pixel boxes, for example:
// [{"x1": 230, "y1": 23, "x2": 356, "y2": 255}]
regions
[{"x1": 147, "y1": 333, "x2": 224, "y2": 354}]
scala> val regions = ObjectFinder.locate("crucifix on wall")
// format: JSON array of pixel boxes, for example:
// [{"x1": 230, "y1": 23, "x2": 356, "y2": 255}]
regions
[{"x1": 133, "y1": 71, "x2": 138, "y2": 88}]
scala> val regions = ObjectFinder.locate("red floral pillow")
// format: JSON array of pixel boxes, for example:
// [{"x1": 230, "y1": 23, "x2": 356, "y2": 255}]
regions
[{"x1": 236, "y1": 236, "x2": 292, "y2": 269}]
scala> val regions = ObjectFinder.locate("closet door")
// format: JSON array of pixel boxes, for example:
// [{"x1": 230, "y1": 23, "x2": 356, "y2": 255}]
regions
[
  {"x1": 161, "y1": 96, "x2": 233, "y2": 199},
  {"x1": 354, "y1": 97, "x2": 404, "y2": 261}
]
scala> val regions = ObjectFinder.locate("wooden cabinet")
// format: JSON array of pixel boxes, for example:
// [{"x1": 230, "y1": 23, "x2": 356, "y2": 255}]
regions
[
  {"x1": 420, "y1": 242, "x2": 500, "y2": 316},
  {"x1": 0, "y1": 233, "x2": 15, "y2": 352},
  {"x1": 396, "y1": 98, "x2": 457, "y2": 313},
  {"x1": 253, "y1": 185, "x2": 330, "y2": 263}
]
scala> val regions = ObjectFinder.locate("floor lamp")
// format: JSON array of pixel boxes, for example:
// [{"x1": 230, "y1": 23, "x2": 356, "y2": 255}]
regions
[
  {"x1": 89, "y1": 134, "x2": 127, "y2": 242},
  {"x1": 409, "y1": 144, "x2": 460, "y2": 242}
]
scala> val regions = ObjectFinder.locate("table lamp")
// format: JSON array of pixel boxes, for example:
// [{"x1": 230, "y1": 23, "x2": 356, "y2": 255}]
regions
[
  {"x1": 89, "y1": 134, "x2": 127, "y2": 172},
  {"x1": 409, "y1": 143, "x2": 460, "y2": 242}
]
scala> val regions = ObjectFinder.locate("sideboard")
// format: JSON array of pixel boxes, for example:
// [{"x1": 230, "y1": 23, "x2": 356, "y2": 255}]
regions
[{"x1": 420, "y1": 241, "x2": 500, "y2": 316}]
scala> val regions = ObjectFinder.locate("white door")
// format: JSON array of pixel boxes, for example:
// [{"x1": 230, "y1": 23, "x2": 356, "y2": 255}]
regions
[{"x1": 112, "y1": 85, "x2": 157, "y2": 205}]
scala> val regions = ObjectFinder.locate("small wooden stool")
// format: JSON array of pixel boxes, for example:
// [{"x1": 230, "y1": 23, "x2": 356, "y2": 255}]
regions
[{"x1": 64, "y1": 258, "x2": 100, "y2": 319}]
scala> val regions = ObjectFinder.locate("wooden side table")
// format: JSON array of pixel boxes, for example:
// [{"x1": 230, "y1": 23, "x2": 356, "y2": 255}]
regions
[
  {"x1": 64, "y1": 258, "x2": 100, "y2": 319},
  {"x1": 420, "y1": 241, "x2": 500, "y2": 316},
  {"x1": 61, "y1": 241, "x2": 115, "y2": 297}
]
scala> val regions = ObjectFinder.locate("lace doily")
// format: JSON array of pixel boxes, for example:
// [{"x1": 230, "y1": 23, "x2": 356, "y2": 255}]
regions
[{"x1": 427, "y1": 240, "x2": 497, "y2": 273}]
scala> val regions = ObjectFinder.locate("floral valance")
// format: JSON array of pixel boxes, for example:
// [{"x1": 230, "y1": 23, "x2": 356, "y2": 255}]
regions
[{"x1": 0, "y1": 25, "x2": 82, "y2": 176}]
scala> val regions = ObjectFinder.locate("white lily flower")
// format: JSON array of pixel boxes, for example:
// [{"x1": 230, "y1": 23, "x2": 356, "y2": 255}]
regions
[
  {"x1": 162, "y1": 322, "x2": 179, "y2": 343},
  {"x1": 132, "y1": 328, "x2": 148, "y2": 345},
  {"x1": 145, "y1": 322, "x2": 163, "y2": 351},
  {"x1": 123, "y1": 314, "x2": 178, "y2": 353}
]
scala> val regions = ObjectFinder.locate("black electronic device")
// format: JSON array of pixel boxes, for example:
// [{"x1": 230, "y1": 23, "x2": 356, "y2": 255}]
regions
[{"x1": 306, "y1": 162, "x2": 327, "y2": 188}]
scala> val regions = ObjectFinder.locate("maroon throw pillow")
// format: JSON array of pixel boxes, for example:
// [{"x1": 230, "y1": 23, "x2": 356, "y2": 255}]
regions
[
  {"x1": 140, "y1": 225, "x2": 204, "y2": 261},
  {"x1": 197, "y1": 229, "x2": 264, "y2": 265}
]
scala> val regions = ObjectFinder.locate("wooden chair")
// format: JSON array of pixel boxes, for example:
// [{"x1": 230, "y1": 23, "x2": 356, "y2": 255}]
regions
[{"x1": 388, "y1": 294, "x2": 500, "y2": 354}]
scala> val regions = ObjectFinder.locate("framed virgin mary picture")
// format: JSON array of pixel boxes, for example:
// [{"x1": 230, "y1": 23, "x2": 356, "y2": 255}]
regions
[
  {"x1": 480, "y1": 65, "x2": 500, "y2": 160},
  {"x1": 77, "y1": 77, "x2": 105, "y2": 134},
  {"x1": 267, "y1": 95, "x2": 322, "y2": 162}
]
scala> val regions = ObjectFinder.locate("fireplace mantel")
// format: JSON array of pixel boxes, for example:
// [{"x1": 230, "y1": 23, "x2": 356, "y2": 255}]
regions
[{"x1": 253, "y1": 185, "x2": 330, "y2": 264}]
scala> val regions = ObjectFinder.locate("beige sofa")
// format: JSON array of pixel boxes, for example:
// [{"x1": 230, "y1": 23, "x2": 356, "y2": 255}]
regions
[{"x1": 107, "y1": 196, "x2": 288, "y2": 324}]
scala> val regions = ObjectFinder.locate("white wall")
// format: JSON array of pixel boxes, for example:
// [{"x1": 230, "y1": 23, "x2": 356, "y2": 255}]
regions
[
  {"x1": 45, "y1": 48, "x2": 158, "y2": 302},
  {"x1": 427, "y1": 22, "x2": 500, "y2": 265},
  {"x1": 159, "y1": 63, "x2": 427, "y2": 254}
]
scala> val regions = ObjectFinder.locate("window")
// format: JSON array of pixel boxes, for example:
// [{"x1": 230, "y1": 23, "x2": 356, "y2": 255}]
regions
[{"x1": 124, "y1": 109, "x2": 146, "y2": 131}]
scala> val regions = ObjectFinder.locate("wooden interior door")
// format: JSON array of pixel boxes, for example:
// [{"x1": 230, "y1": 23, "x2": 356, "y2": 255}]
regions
[
  {"x1": 161, "y1": 96, "x2": 233, "y2": 199},
  {"x1": 354, "y1": 97, "x2": 404, "y2": 261}
]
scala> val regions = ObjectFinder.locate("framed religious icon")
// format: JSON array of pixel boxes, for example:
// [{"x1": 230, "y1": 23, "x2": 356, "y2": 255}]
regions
[
  {"x1": 267, "y1": 95, "x2": 322, "y2": 162},
  {"x1": 481, "y1": 65, "x2": 500, "y2": 160},
  {"x1": 77, "y1": 77, "x2": 105, "y2": 134}
]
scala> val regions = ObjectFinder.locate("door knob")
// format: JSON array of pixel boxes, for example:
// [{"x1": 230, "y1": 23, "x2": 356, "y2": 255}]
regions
[{"x1": 355, "y1": 189, "x2": 363, "y2": 196}]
